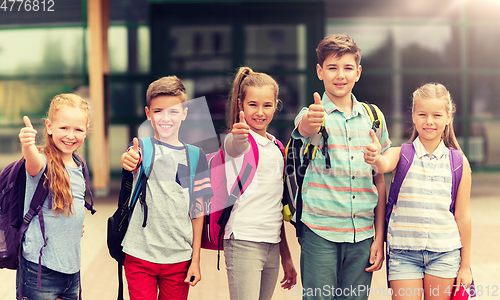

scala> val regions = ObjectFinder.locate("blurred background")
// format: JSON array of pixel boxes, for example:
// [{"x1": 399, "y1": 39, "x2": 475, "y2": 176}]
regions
[
  {"x1": 1, "y1": 0, "x2": 500, "y2": 181},
  {"x1": 2, "y1": 1, "x2": 500, "y2": 299}
]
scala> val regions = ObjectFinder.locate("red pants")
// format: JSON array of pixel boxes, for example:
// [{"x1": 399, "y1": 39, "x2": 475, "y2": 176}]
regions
[{"x1": 124, "y1": 254, "x2": 190, "y2": 300}]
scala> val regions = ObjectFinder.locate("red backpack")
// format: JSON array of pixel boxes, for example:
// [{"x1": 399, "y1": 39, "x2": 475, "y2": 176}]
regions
[{"x1": 201, "y1": 134, "x2": 284, "y2": 269}]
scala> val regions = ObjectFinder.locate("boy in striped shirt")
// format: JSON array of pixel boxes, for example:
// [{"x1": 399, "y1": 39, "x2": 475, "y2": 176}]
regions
[{"x1": 292, "y1": 34, "x2": 391, "y2": 300}]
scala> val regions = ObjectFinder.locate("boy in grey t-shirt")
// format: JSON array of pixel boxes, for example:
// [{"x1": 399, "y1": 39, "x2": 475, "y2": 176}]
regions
[{"x1": 121, "y1": 76, "x2": 213, "y2": 300}]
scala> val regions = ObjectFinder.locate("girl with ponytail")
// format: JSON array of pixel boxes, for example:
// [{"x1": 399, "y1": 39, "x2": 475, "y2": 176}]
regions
[
  {"x1": 223, "y1": 67, "x2": 297, "y2": 300},
  {"x1": 18, "y1": 93, "x2": 91, "y2": 299}
]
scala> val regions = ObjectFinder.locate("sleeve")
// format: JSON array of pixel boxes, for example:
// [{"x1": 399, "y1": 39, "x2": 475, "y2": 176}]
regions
[
  {"x1": 378, "y1": 109, "x2": 392, "y2": 154},
  {"x1": 290, "y1": 107, "x2": 310, "y2": 141}
]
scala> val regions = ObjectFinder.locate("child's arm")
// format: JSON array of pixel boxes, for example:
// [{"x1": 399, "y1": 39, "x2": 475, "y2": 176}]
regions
[
  {"x1": 121, "y1": 137, "x2": 141, "y2": 171},
  {"x1": 364, "y1": 130, "x2": 400, "y2": 174},
  {"x1": 278, "y1": 222, "x2": 297, "y2": 290},
  {"x1": 185, "y1": 204, "x2": 204, "y2": 287},
  {"x1": 365, "y1": 172, "x2": 386, "y2": 272},
  {"x1": 19, "y1": 116, "x2": 44, "y2": 176},
  {"x1": 454, "y1": 155, "x2": 472, "y2": 289},
  {"x1": 225, "y1": 111, "x2": 250, "y2": 158},
  {"x1": 297, "y1": 92, "x2": 324, "y2": 138}
]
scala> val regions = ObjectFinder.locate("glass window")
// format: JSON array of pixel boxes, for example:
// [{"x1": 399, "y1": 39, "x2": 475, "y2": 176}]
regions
[
  {"x1": 0, "y1": 28, "x2": 84, "y2": 75},
  {"x1": 169, "y1": 26, "x2": 232, "y2": 72},
  {"x1": 466, "y1": 0, "x2": 500, "y2": 21},
  {"x1": 245, "y1": 24, "x2": 307, "y2": 71},
  {"x1": 398, "y1": 25, "x2": 460, "y2": 68},
  {"x1": 469, "y1": 75, "x2": 500, "y2": 118},
  {"x1": 468, "y1": 26, "x2": 500, "y2": 68},
  {"x1": 138, "y1": 25, "x2": 150, "y2": 73},
  {"x1": 108, "y1": 26, "x2": 128, "y2": 73}
]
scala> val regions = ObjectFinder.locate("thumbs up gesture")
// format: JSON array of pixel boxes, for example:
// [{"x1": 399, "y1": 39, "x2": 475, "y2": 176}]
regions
[
  {"x1": 232, "y1": 111, "x2": 250, "y2": 145},
  {"x1": 300, "y1": 92, "x2": 324, "y2": 137},
  {"x1": 364, "y1": 129, "x2": 382, "y2": 165},
  {"x1": 122, "y1": 137, "x2": 141, "y2": 171},
  {"x1": 19, "y1": 116, "x2": 37, "y2": 148}
]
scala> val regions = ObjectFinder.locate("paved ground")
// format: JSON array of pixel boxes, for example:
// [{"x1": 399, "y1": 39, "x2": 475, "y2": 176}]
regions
[{"x1": 1, "y1": 173, "x2": 499, "y2": 300}]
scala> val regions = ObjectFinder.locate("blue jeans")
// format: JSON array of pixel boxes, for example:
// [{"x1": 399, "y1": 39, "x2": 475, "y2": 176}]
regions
[
  {"x1": 298, "y1": 226, "x2": 373, "y2": 300},
  {"x1": 16, "y1": 256, "x2": 80, "y2": 300}
]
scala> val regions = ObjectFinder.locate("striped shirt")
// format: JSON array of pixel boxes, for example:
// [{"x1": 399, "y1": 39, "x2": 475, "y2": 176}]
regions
[
  {"x1": 292, "y1": 93, "x2": 391, "y2": 243},
  {"x1": 387, "y1": 137, "x2": 462, "y2": 252}
]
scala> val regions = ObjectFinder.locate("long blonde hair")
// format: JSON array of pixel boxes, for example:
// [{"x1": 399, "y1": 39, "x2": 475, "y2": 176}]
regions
[
  {"x1": 43, "y1": 93, "x2": 91, "y2": 216},
  {"x1": 409, "y1": 83, "x2": 461, "y2": 151},
  {"x1": 227, "y1": 67, "x2": 281, "y2": 131}
]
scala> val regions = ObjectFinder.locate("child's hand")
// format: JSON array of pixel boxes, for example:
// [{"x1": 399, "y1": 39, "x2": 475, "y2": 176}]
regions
[
  {"x1": 364, "y1": 129, "x2": 382, "y2": 165},
  {"x1": 122, "y1": 137, "x2": 141, "y2": 171},
  {"x1": 231, "y1": 111, "x2": 250, "y2": 145},
  {"x1": 19, "y1": 116, "x2": 37, "y2": 148},
  {"x1": 280, "y1": 257, "x2": 297, "y2": 290},
  {"x1": 302, "y1": 92, "x2": 324, "y2": 136},
  {"x1": 185, "y1": 262, "x2": 201, "y2": 286},
  {"x1": 456, "y1": 267, "x2": 472, "y2": 291},
  {"x1": 365, "y1": 238, "x2": 384, "y2": 272}
]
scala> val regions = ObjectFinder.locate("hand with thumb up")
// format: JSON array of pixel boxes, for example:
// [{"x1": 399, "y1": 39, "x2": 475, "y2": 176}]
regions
[
  {"x1": 299, "y1": 92, "x2": 324, "y2": 137},
  {"x1": 121, "y1": 137, "x2": 142, "y2": 171},
  {"x1": 19, "y1": 116, "x2": 37, "y2": 148},
  {"x1": 364, "y1": 129, "x2": 382, "y2": 165},
  {"x1": 232, "y1": 111, "x2": 250, "y2": 144}
]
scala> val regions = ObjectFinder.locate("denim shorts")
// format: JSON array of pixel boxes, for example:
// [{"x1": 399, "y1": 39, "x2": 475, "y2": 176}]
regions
[
  {"x1": 388, "y1": 248, "x2": 461, "y2": 281},
  {"x1": 16, "y1": 256, "x2": 80, "y2": 300}
]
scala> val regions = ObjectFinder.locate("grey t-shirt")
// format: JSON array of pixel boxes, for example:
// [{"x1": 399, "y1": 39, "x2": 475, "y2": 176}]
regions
[
  {"x1": 22, "y1": 155, "x2": 86, "y2": 274},
  {"x1": 122, "y1": 140, "x2": 202, "y2": 264}
]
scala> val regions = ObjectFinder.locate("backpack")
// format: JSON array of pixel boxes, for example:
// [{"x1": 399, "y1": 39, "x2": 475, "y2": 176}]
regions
[
  {"x1": 385, "y1": 142, "x2": 476, "y2": 296},
  {"x1": 282, "y1": 102, "x2": 384, "y2": 237},
  {"x1": 201, "y1": 134, "x2": 285, "y2": 270},
  {"x1": 107, "y1": 137, "x2": 200, "y2": 300},
  {"x1": 0, "y1": 154, "x2": 95, "y2": 297}
]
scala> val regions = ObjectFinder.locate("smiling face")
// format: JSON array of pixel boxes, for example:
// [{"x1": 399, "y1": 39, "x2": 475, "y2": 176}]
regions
[
  {"x1": 412, "y1": 98, "x2": 451, "y2": 144},
  {"x1": 145, "y1": 95, "x2": 187, "y2": 145},
  {"x1": 240, "y1": 85, "x2": 277, "y2": 137},
  {"x1": 46, "y1": 106, "x2": 88, "y2": 161},
  {"x1": 317, "y1": 53, "x2": 361, "y2": 103}
]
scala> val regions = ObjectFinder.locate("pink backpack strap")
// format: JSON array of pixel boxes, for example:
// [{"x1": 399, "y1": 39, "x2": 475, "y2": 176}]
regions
[{"x1": 228, "y1": 134, "x2": 259, "y2": 196}]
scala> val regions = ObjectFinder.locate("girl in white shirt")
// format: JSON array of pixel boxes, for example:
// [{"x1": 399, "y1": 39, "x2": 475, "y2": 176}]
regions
[{"x1": 223, "y1": 66, "x2": 297, "y2": 300}]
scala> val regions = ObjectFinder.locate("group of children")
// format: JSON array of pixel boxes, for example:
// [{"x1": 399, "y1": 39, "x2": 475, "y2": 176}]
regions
[{"x1": 16, "y1": 33, "x2": 472, "y2": 300}]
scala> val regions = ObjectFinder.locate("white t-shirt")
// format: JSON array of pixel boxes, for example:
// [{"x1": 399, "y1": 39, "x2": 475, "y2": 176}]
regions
[{"x1": 223, "y1": 130, "x2": 284, "y2": 243}]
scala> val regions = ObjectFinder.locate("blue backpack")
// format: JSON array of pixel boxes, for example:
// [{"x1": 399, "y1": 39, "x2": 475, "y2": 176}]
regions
[
  {"x1": 386, "y1": 142, "x2": 475, "y2": 296},
  {"x1": 107, "y1": 137, "x2": 200, "y2": 300},
  {"x1": 0, "y1": 154, "x2": 95, "y2": 298}
]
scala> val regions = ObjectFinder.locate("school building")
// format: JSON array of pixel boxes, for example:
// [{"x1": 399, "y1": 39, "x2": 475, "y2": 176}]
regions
[{"x1": 1, "y1": 0, "x2": 500, "y2": 194}]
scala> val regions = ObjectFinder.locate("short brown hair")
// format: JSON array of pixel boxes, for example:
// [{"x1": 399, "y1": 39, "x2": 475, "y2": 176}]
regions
[
  {"x1": 316, "y1": 34, "x2": 361, "y2": 67},
  {"x1": 146, "y1": 76, "x2": 187, "y2": 108}
]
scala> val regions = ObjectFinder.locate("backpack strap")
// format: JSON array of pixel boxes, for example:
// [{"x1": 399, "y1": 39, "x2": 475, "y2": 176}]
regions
[
  {"x1": 73, "y1": 154, "x2": 96, "y2": 215},
  {"x1": 185, "y1": 144, "x2": 201, "y2": 218},
  {"x1": 216, "y1": 134, "x2": 259, "y2": 262},
  {"x1": 449, "y1": 148, "x2": 464, "y2": 214},
  {"x1": 360, "y1": 102, "x2": 383, "y2": 141},
  {"x1": 385, "y1": 143, "x2": 415, "y2": 236},
  {"x1": 186, "y1": 144, "x2": 200, "y2": 193},
  {"x1": 132, "y1": 138, "x2": 155, "y2": 228}
]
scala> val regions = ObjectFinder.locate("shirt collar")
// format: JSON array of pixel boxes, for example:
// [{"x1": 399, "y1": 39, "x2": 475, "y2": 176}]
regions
[
  {"x1": 322, "y1": 92, "x2": 364, "y2": 117},
  {"x1": 249, "y1": 129, "x2": 274, "y2": 146},
  {"x1": 413, "y1": 137, "x2": 447, "y2": 159}
]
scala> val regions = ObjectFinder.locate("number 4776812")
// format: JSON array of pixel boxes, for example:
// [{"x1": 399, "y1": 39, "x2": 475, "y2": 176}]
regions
[{"x1": 1, "y1": 0, "x2": 54, "y2": 12}]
